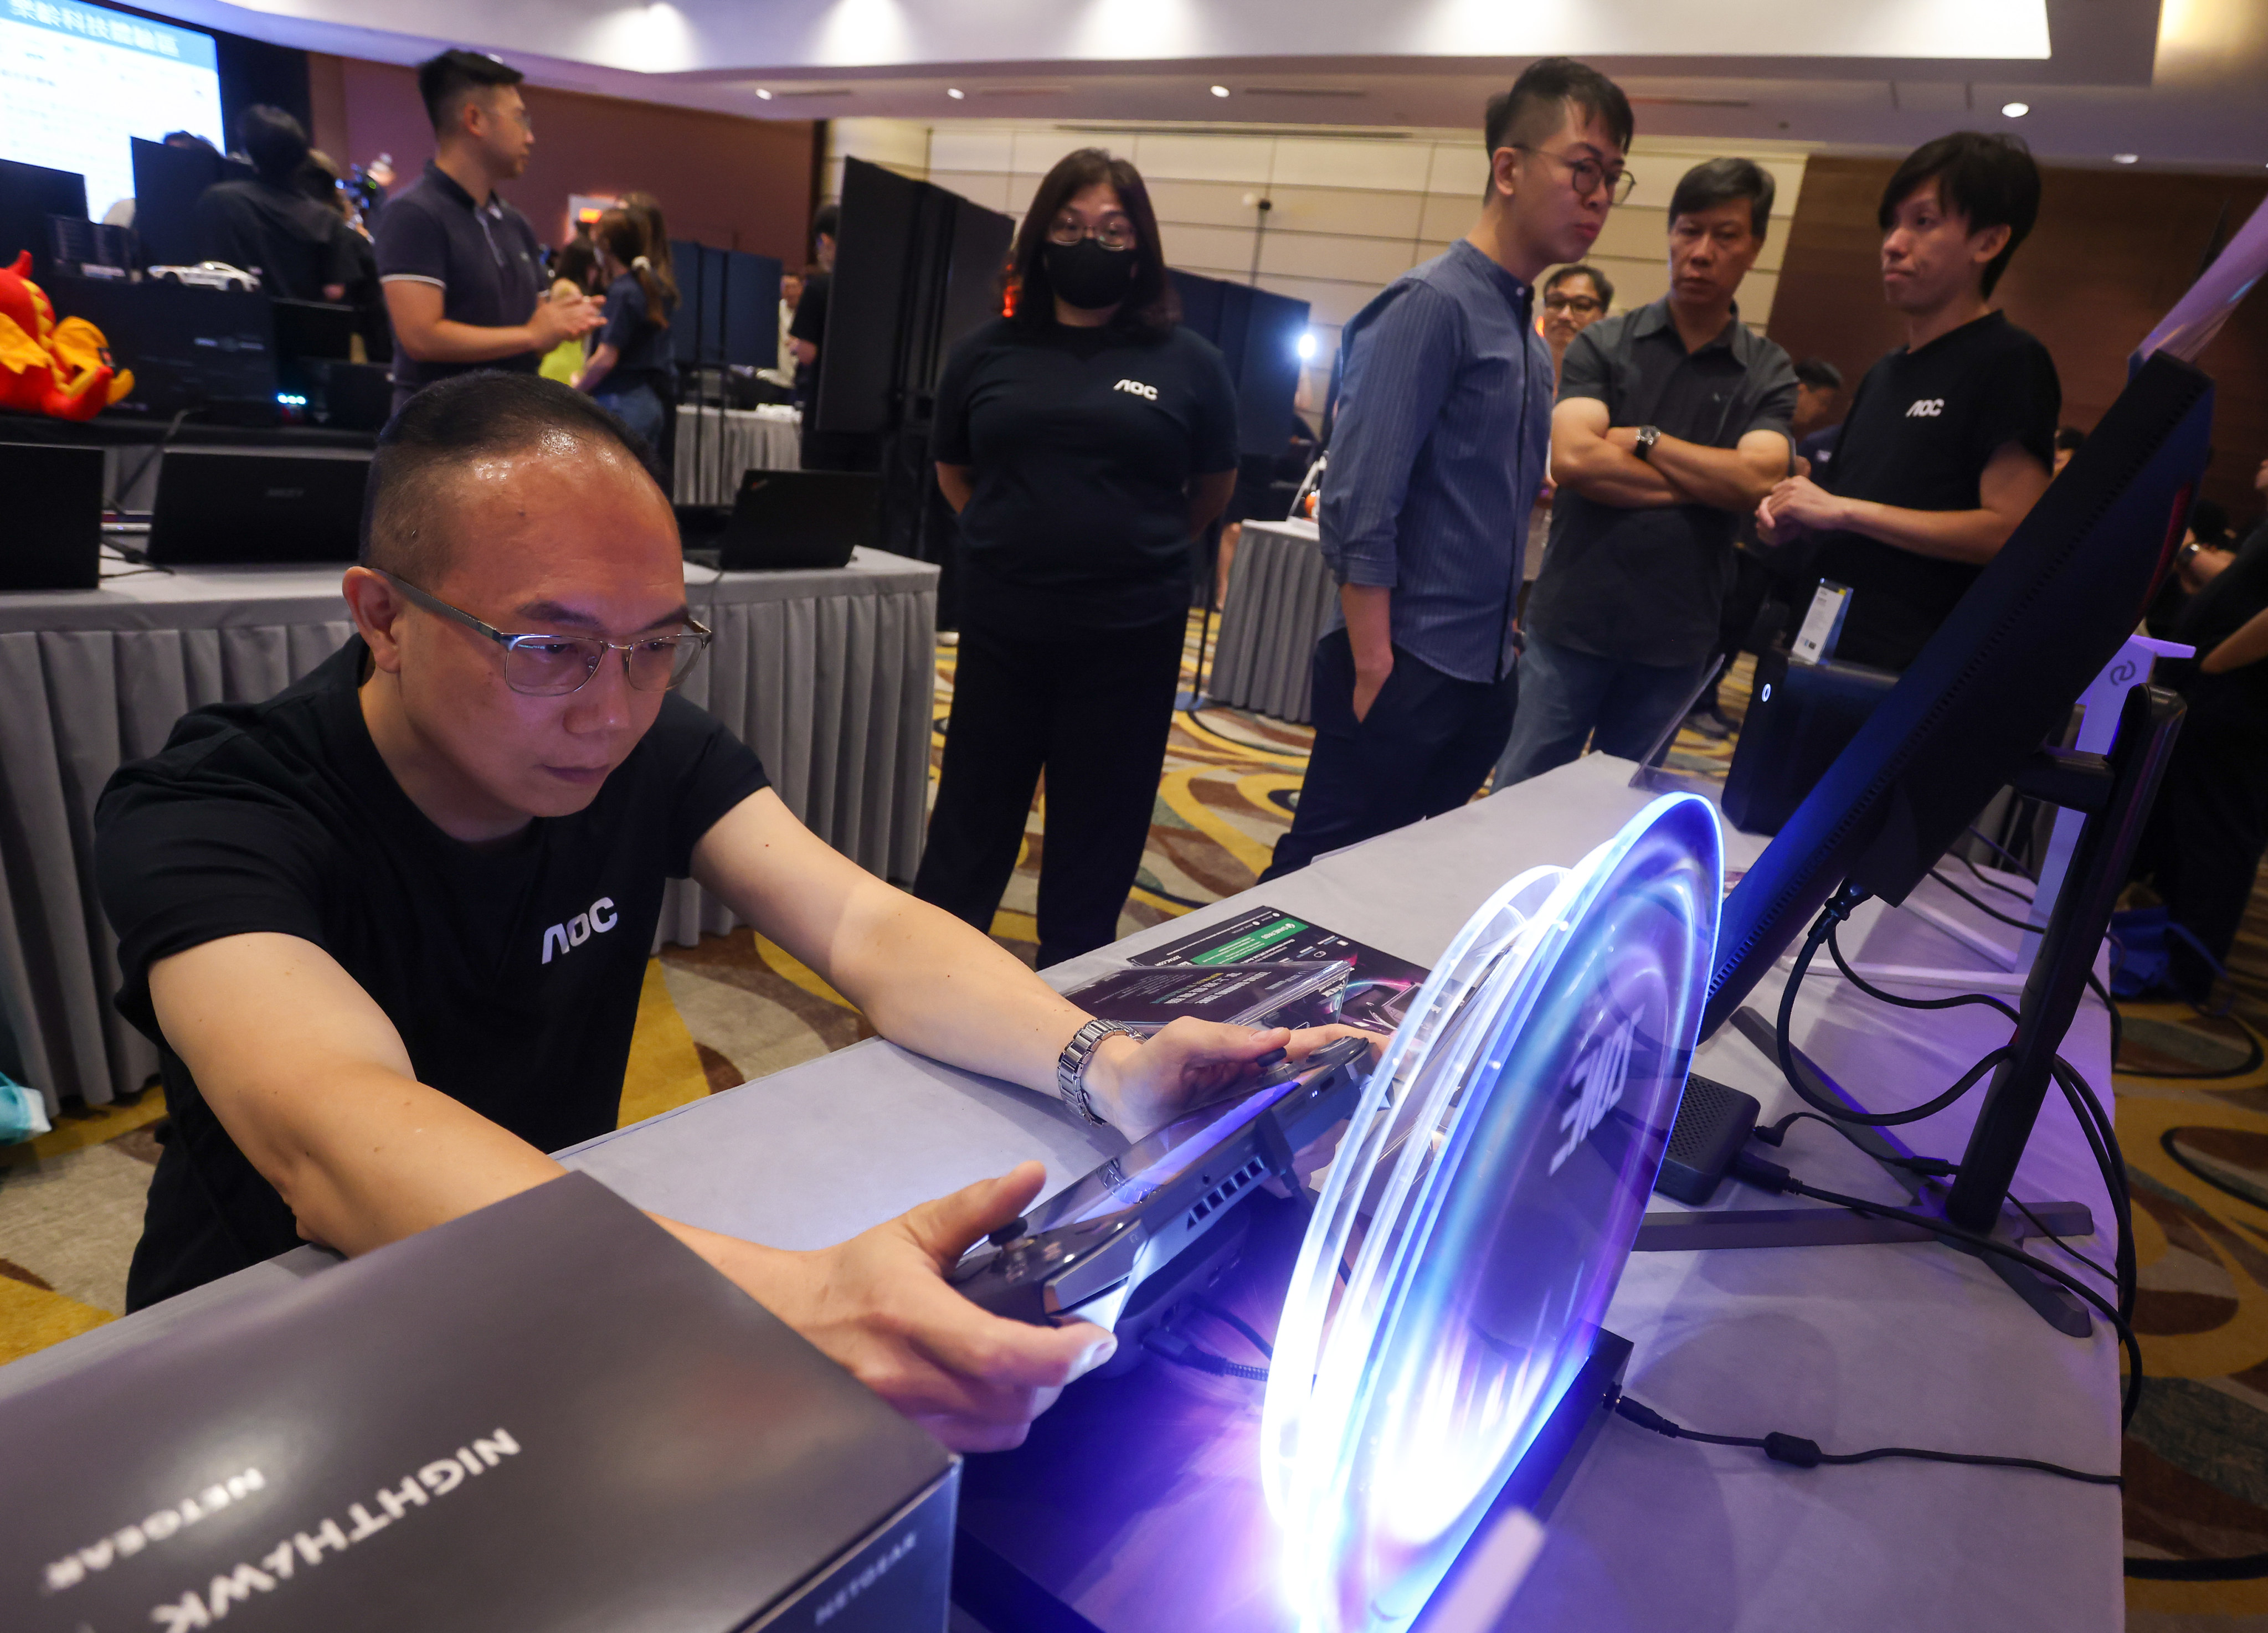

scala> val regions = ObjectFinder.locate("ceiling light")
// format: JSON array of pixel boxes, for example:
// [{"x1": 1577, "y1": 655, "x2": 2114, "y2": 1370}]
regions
[
  {"x1": 1210, "y1": 84, "x2": 1231, "y2": 97},
  {"x1": 755, "y1": 87, "x2": 772, "y2": 100},
  {"x1": 947, "y1": 87, "x2": 964, "y2": 99},
  {"x1": 2000, "y1": 101, "x2": 2029, "y2": 117},
  {"x1": 2114, "y1": 152, "x2": 2139, "y2": 164}
]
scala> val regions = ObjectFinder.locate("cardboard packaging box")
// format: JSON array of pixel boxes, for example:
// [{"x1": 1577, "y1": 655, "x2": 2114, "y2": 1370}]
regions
[{"x1": 1, "y1": 1173, "x2": 956, "y2": 1632}]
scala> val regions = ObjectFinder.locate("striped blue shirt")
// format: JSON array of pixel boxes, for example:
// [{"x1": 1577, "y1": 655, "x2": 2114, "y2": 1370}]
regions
[{"x1": 1317, "y1": 239, "x2": 1554, "y2": 684}]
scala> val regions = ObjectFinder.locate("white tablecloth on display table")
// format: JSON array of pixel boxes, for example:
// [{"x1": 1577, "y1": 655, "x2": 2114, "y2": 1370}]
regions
[
  {"x1": 1208, "y1": 517, "x2": 1335, "y2": 724},
  {"x1": 0, "y1": 547, "x2": 934, "y2": 1114},
  {"x1": 672, "y1": 404, "x2": 801, "y2": 506},
  {"x1": 0, "y1": 754, "x2": 2121, "y2": 1632}
]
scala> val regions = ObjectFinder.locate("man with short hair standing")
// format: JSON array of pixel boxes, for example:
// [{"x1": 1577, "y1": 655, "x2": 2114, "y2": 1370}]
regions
[
  {"x1": 1496, "y1": 157, "x2": 1798, "y2": 787},
  {"x1": 1758, "y1": 132, "x2": 2059, "y2": 671},
  {"x1": 1262, "y1": 58, "x2": 1633, "y2": 880},
  {"x1": 375, "y1": 50, "x2": 600, "y2": 415}
]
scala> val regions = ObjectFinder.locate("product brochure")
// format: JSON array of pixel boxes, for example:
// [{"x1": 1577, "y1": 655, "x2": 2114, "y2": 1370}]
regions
[
  {"x1": 1062, "y1": 960, "x2": 1351, "y2": 1033},
  {"x1": 1130, "y1": 908, "x2": 1431, "y2": 1036}
]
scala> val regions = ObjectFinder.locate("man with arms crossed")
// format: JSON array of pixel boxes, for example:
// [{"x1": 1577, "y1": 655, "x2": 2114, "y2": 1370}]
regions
[
  {"x1": 1262, "y1": 58, "x2": 1633, "y2": 879},
  {"x1": 97, "y1": 373, "x2": 1346, "y2": 1452},
  {"x1": 1496, "y1": 158, "x2": 1797, "y2": 787},
  {"x1": 376, "y1": 50, "x2": 600, "y2": 415},
  {"x1": 1757, "y1": 133, "x2": 2059, "y2": 671}
]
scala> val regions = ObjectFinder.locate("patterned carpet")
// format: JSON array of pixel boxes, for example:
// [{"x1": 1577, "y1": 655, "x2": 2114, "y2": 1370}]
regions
[{"x1": 5, "y1": 616, "x2": 2268, "y2": 1626}]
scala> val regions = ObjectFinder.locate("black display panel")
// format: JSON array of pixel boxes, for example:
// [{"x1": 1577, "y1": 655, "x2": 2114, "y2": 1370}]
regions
[
  {"x1": 130, "y1": 136, "x2": 255, "y2": 269},
  {"x1": 815, "y1": 158, "x2": 925, "y2": 437},
  {"x1": 722, "y1": 248, "x2": 781, "y2": 369},
  {"x1": 0, "y1": 158, "x2": 89, "y2": 284},
  {"x1": 1170, "y1": 268, "x2": 1310, "y2": 458}
]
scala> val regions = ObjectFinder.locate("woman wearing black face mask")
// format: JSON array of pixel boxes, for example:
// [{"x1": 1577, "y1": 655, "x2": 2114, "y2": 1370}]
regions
[{"x1": 917, "y1": 148, "x2": 1241, "y2": 969}]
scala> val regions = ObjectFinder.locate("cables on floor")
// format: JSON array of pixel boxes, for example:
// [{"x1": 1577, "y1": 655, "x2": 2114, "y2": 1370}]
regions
[{"x1": 1611, "y1": 1393, "x2": 2121, "y2": 1486}]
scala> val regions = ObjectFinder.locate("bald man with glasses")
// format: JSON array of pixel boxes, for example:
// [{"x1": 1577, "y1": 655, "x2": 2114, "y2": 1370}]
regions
[{"x1": 95, "y1": 372, "x2": 1360, "y2": 1452}]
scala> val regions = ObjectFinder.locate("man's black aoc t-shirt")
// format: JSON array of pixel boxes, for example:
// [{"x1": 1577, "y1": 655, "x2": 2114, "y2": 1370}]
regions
[
  {"x1": 96, "y1": 638, "x2": 771, "y2": 1309},
  {"x1": 931, "y1": 316, "x2": 1239, "y2": 632},
  {"x1": 1809, "y1": 311, "x2": 2060, "y2": 669}
]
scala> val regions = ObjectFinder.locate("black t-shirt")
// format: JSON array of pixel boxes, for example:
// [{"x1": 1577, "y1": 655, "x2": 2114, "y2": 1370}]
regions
[
  {"x1": 931, "y1": 317, "x2": 1240, "y2": 631},
  {"x1": 192, "y1": 178, "x2": 354, "y2": 304},
  {"x1": 96, "y1": 638, "x2": 771, "y2": 1307},
  {"x1": 1810, "y1": 312, "x2": 2060, "y2": 670},
  {"x1": 789, "y1": 270, "x2": 830, "y2": 400},
  {"x1": 598, "y1": 272, "x2": 674, "y2": 389}
]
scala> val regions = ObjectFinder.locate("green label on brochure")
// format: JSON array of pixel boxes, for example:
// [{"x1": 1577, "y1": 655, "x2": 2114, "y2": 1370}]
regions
[{"x1": 1189, "y1": 916, "x2": 1310, "y2": 965}]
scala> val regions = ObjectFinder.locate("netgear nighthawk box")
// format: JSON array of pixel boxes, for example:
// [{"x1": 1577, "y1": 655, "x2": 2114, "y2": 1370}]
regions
[{"x1": 0, "y1": 1173, "x2": 956, "y2": 1632}]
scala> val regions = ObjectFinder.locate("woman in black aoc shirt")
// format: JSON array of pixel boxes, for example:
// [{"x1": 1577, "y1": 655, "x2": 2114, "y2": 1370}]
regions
[{"x1": 917, "y1": 149, "x2": 1240, "y2": 968}]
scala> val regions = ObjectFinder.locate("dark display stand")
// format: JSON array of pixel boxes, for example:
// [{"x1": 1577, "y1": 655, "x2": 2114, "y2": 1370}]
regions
[{"x1": 1637, "y1": 684, "x2": 2180, "y2": 1335}]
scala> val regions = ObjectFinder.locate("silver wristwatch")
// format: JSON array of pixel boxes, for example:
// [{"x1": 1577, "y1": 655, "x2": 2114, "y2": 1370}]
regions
[
  {"x1": 1056, "y1": 1018, "x2": 1138, "y2": 1126},
  {"x1": 1632, "y1": 424, "x2": 1662, "y2": 461}
]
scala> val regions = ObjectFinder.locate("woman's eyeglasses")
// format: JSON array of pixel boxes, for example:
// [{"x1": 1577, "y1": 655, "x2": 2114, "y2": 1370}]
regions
[{"x1": 1047, "y1": 215, "x2": 1138, "y2": 251}]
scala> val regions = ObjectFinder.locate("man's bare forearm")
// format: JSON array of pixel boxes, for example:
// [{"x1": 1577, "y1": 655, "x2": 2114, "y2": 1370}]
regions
[
  {"x1": 1552, "y1": 443, "x2": 1682, "y2": 508},
  {"x1": 1341, "y1": 583, "x2": 1393, "y2": 673},
  {"x1": 2204, "y1": 605, "x2": 2268, "y2": 674},
  {"x1": 1643, "y1": 436, "x2": 1780, "y2": 512}
]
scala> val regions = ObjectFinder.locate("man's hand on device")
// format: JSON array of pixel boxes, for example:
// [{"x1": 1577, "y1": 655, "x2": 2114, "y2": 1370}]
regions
[
  {"x1": 686, "y1": 1162, "x2": 1111, "y2": 1454},
  {"x1": 1083, "y1": 1019, "x2": 1382, "y2": 1141}
]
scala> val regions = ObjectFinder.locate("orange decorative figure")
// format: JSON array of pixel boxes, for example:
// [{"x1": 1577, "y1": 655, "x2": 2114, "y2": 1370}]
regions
[{"x1": 0, "y1": 251, "x2": 133, "y2": 422}]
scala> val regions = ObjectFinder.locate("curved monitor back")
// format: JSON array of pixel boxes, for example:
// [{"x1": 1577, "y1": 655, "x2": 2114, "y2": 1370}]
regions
[{"x1": 1702, "y1": 350, "x2": 2213, "y2": 1037}]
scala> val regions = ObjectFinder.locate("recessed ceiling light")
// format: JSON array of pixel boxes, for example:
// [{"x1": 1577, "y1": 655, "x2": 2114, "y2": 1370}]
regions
[
  {"x1": 755, "y1": 88, "x2": 772, "y2": 100},
  {"x1": 2000, "y1": 101, "x2": 2029, "y2": 117},
  {"x1": 2113, "y1": 152, "x2": 2139, "y2": 164},
  {"x1": 947, "y1": 87, "x2": 964, "y2": 99},
  {"x1": 1210, "y1": 84, "x2": 1231, "y2": 98}
]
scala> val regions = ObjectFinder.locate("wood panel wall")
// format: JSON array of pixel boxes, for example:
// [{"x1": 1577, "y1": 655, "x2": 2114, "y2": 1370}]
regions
[
  {"x1": 1768, "y1": 156, "x2": 2268, "y2": 521},
  {"x1": 304, "y1": 54, "x2": 816, "y2": 269}
]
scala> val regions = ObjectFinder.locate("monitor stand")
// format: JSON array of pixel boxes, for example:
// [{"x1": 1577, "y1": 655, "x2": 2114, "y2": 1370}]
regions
[
  {"x1": 951, "y1": 1193, "x2": 1630, "y2": 1633},
  {"x1": 1632, "y1": 682, "x2": 2182, "y2": 1337}
]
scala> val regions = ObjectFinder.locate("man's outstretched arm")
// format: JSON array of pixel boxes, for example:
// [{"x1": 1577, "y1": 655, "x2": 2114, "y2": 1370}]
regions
[
  {"x1": 149, "y1": 930, "x2": 1112, "y2": 1450},
  {"x1": 691, "y1": 788, "x2": 1345, "y2": 1140}
]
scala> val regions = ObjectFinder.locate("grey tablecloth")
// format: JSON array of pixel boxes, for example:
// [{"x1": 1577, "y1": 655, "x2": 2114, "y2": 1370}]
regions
[
  {"x1": 0, "y1": 548, "x2": 936, "y2": 1114},
  {"x1": 672, "y1": 404, "x2": 801, "y2": 506},
  {"x1": 1208, "y1": 518, "x2": 1335, "y2": 723}
]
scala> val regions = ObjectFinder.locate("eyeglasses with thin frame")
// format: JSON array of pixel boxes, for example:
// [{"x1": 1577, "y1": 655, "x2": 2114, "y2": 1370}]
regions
[
  {"x1": 1542, "y1": 293, "x2": 1604, "y2": 316},
  {"x1": 1047, "y1": 212, "x2": 1138, "y2": 252},
  {"x1": 379, "y1": 571, "x2": 712, "y2": 696},
  {"x1": 1514, "y1": 145, "x2": 1637, "y2": 206}
]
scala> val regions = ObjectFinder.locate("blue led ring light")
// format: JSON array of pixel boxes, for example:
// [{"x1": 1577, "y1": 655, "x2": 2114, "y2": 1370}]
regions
[{"x1": 1262, "y1": 794, "x2": 1722, "y2": 1631}]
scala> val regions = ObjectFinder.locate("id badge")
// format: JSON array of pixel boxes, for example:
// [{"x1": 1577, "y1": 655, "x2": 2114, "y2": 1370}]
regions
[{"x1": 1792, "y1": 580, "x2": 1853, "y2": 666}]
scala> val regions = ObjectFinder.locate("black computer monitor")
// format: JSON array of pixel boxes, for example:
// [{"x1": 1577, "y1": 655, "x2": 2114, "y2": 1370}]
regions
[
  {"x1": 130, "y1": 136, "x2": 254, "y2": 269},
  {"x1": 816, "y1": 158, "x2": 925, "y2": 437},
  {"x1": 668, "y1": 236, "x2": 708, "y2": 367},
  {"x1": 722, "y1": 249, "x2": 782, "y2": 370},
  {"x1": 0, "y1": 159, "x2": 89, "y2": 284},
  {"x1": 47, "y1": 276, "x2": 279, "y2": 426},
  {"x1": 1703, "y1": 348, "x2": 2212, "y2": 1042},
  {"x1": 1170, "y1": 269, "x2": 1311, "y2": 458}
]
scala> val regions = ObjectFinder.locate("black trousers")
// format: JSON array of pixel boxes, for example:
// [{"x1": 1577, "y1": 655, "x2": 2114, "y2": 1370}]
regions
[
  {"x1": 2135, "y1": 678, "x2": 2268, "y2": 995},
  {"x1": 914, "y1": 617, "x2": 1185, "y2": 968},
  {"x1": 1261, "y1": 629, "x2": 1516, "y2": 882}
]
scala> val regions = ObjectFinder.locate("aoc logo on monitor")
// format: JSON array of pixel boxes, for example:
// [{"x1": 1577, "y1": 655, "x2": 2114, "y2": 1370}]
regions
[
  {"x1": 1113, "y1": 379, "x2": 1159, "y2": 401},
  {"x1": 541, "y1": 898, "x2": 619, "y2": 964},
  {"x1": 1549, "y1": 1016, "x2": 1636, "y2": 1174}
]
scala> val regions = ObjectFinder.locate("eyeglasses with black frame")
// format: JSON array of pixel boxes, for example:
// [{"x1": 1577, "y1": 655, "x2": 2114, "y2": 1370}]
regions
[
  {"x1": 1542, "y1": 292, "x2": 1604, "y2": 316},
  {"x1": 378, "y1": 570, "x2": 712, "y2": 696},
  {"x1": 1514, "y1": 145, "x2": 1638, "y2": 206},
  {"x1": 1046, "y1": 212, "x2": 1138, "y2": 251}
]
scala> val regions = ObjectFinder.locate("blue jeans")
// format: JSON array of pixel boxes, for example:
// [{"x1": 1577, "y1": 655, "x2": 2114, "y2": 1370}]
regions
[
  {"x1": 593, "y1": 381, "x2": 667, "y2": 476},
  {"x1": 1493, "y1": 637, "x2": 1711, "y2": 790}
]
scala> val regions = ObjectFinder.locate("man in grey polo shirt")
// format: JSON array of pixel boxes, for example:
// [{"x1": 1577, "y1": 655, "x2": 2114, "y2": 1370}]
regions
[
  {"x1": 1496, "y1": 158, "x2": 1797, "y2": 789},
  {"x1": 375, "y1": 50, "x2": 599, "y2": 414},
  {"x1": 1261, "y1": 58, "x2": 1634, "y2": 880}
]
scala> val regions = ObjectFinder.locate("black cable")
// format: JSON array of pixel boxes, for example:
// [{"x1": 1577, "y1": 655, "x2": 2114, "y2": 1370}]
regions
[
  {"x1": 110, "y1": 407, "x2": 193, "y2": 512},
  {"x1": 1143, "y1": 1324, "x2": 1268, "y2": 1382},
  {"x1": 1960, "y1": 849, "x2": 2035, "y2": 904},
  {"x1": 1612, "y1": 1395, "x2": 2121, "y2": 1486},
  {"x1": 1930, "y1": 867, "x2": 2037, "y2": 933},
  {"x1": 1191, "y1": 1294, "x2": 1273, "y2": 1359},
  {"x1": 1727, "y1": 1153, "x2": 2143, "y2": 1429},
  {"x1": 1825, "y1": 916, "x2": 2020, "y2": 1023},
  {"x1": 2010, "y1": 1194, "x2": 2118, "y2": 1287},
  {"x1": 2050, "y1": 1054, "x2": 2136, "y2": 1322},
  {"x1": 1964, "y1": 823, "x2": 2036, "y2": 878}
]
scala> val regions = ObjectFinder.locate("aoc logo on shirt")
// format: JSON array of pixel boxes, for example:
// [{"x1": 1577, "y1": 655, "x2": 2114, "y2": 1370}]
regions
[
  {"x1": 1905, "y1": 398, "x2": 1946, "y2": 418},
  {"x1": 1113, "y1": 378, "x2": 1160, "y2": 401},
  {"x1": 541, "y1": 897, "x2": 618, "y2": 965}
]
